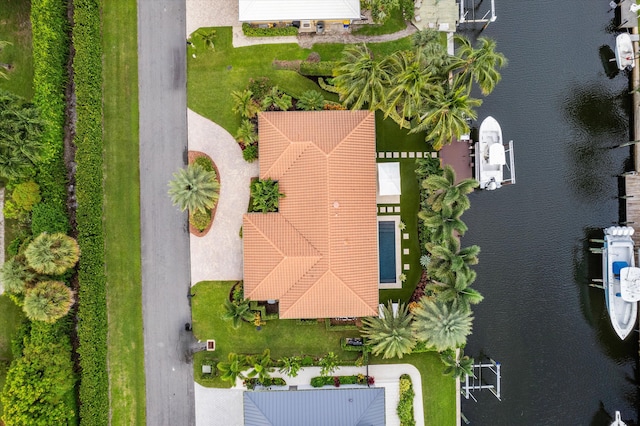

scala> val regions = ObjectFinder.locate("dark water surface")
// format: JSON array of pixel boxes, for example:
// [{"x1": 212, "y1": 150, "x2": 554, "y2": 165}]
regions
[{"x1": 459, "y1": 1, "x2": 639, "y2": 424}]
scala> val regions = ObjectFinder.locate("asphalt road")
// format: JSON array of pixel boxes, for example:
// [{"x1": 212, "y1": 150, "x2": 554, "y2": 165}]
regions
[{"x1": 138, "y1": 1, "x2": 195, "y2": 424}]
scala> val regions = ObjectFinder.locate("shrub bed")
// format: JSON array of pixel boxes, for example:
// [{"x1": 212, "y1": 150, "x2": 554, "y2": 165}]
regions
[
  {"x1": 72, "y1": 0, "x2": 109, "y2": 424},
  {"x1": 299, "y1": 61, "x2": 337, "y2": 77},
  {"x1": 310, "y1": 374, "x2": 374, "y2": 388},
  {"x1": 242, "y1": 23, "x2": 298, "y2": 37},
  {"x1": 397, "y1": 374, "x2": 415, "y2": 426},
  {"x1": 244, "y1": 377, "x2": 286, "y2": 390}
]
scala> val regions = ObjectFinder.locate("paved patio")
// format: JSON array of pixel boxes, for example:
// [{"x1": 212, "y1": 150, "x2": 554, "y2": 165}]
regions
[{"x1": 187, "y1": 110, "x2": 258, "y2": 284}]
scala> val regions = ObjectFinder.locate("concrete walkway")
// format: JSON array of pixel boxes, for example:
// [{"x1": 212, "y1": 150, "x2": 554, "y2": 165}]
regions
[
  {"x1": 187, "y1": 109, "x2": 258, "y2": 284},
  {"x1": 200, "y1": 364, "x2": 424, "y2": 426}
]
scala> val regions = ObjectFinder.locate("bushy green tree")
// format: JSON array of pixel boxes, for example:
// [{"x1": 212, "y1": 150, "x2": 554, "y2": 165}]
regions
[
  {"x1": 222, "y1": 298, "x2": 254, "y2": 329},
  {"x1": 24, "y1": 232, "x2": 80, "y2": 276},
  {"x1": 246, "y1": 349, "x2": 274, "y2": 382},
  {"x1": 412, "y1": 298, "x2": 473, "y2": 352},
  {"x1": 168, "y1": 163, "x2": 220, "y2": 214},
  {"x1": 296, "y1": 90, "x2": 325, "y2": 111},
  {"x1": 361, "y1": 301, "x2": 416, "y2": 359},
  {"x1": 250, "y1": 178, "x2": 284, "y2": 213},
  {"x1": 217, "y1": 353, "x2": 248, "y2": 384},
  {"x1": 232, "y1": 89, "x2": 259, "y2": 119},
  {"x1": 23, "y1": 281, "x2": 74, "y2": 323},
  {"x1": 319, "y1": 352, "x2": 339, "y2": 377},
  {"x1": 278, "y1": 356, "x2": 302, "y2": 377}
]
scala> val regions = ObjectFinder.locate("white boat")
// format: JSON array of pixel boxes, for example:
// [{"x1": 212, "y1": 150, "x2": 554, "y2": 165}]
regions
[
  {"x1": 611, "y1": 411, "x2": 627, "y2": 426},
  {"x1": 615, "y1": 33, "x2": 635, "y2": 70},
  {"x1": 474, "y1": 116, "x2": 515, "y2": 190},
  {"x1": 602, "y1": 226, "x2": 638, "y2": 340}
]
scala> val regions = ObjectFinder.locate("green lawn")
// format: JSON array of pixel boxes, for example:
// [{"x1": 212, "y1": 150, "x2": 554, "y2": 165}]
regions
[
  {"x1": 102, "y1": 0, "x2": 145, "y2": 424},
  {"x1": 0, "y1": 0, "x2": 34, "y2": 99},
  {"x1": 187, "y1": 27, "x2": 413, "y2": 135},
  {"x1": 0, "y1": 295, "x2": 24, "y2": 418},
  {"x1": 191, "y1": 281, "x2": 362, "y2": 388},
  {"x1": 352, "y1": 8, "x2": 407, "y2": 36}
]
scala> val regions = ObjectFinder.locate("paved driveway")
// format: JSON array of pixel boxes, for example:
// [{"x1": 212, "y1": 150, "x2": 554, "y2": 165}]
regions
[
  {"x1": 188, "y1": 110, "x2": 258, "y2": 283},
  {"x1": 195, "y1": 384, "x2": 244, "y2": 426},
  {"x1": 186, "y1": 0, "x2": 239, "y2": 36},
  {"x1": 138, "y1": 0, "x2": 194, "y2": 424}
]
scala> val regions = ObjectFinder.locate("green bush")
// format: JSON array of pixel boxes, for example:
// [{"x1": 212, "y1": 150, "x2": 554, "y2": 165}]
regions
[
  {"x1": 397, "y1": 374, "x2": 415, "y2": 426},
  {"x1": 72, "y1": 0, "x2": 109, "y2": 423},
  {"x1": 190, "y1": 209, "x2": 211, "y2": 232},
  {"x1": 247, "y1": 77, "x2": 273, "y2": 102},
  {"x1": 242, "y1": 23, "x2": 298, "y2": 37},
  {"x1": 310, "y1": 376, "x2": 333, "y2": 387},
  {"x1": 243, "y1": 144, "x2": 259, "y2": 163},
  {"x1": 31, "y1": 201, "x2": 70, "y2": 235},
  {"x1": 11, "y1": 181, "x2": 42, "y2": 212},
  {"x1": 301, "y1": 355, "x2": 314, "y2": 366},
  {"x1": 299, "y1": 61, "x2": 337, "y2": 76},
  {"x1": 194, "y1": 156, "x2": 214, "y2": 172}
]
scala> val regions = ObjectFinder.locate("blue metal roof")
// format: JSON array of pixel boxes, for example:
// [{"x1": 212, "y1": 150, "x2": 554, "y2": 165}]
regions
[{"x1": 243, "y1": 388, "x2": 385, "y2": 426}]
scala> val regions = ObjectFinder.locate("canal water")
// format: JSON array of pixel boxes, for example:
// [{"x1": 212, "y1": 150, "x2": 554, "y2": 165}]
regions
[{"x1": 458, "y1": 1, "x2": 639, "y2": 424}]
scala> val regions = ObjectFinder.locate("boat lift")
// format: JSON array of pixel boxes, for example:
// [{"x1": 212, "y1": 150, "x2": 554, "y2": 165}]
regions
[
  {"x1": 461, "y1": 358, "x2": 502, "y2": 402},
  {"x1": 459, "y1": 0, "x2": 497, "y2": 26}
]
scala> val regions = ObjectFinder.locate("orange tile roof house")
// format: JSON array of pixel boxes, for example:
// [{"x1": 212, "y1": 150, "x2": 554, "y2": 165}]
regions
[{"x1": 243, "y1": 110, "x2": 379, "y2": 319}]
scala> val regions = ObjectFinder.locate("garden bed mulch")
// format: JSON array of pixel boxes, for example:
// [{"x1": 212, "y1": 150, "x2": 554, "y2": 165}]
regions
[{"x1": 188, "y1": 150, "x2": 220, "y2": 237}]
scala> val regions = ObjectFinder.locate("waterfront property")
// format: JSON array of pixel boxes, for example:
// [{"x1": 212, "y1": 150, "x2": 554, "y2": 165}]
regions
[{"x1": 242, "y1": 110, "x2": 379, "y2": 319}]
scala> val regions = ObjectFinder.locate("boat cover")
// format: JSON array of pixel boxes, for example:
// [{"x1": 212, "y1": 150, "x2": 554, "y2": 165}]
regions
[
  {"x1": 488, "y1": 143, "x2": 506, "y2": 165},
  {"x1": 620, "y1": 267, "x2": 640, "y2": 302}
]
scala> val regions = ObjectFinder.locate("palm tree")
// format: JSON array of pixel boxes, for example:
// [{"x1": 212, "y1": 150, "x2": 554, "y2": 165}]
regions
[
  {"x1": 0, "y1": 255, "x2": 37, "y2": 294},
  {"x1": 412, "y1": 29, "x2": 450, "y2": 78},
  {"x1": 236, "y1": 119, "x2": 258, "y2": 145},
  {"x1": 361, "y1": 301, "x2": 416, "y2": 359},
  {"x1": 418, "y1": 203, "x2": 469, "y2": 243},
  {"x1": 425, "y1": 237, "x2": 480, "y2": 281},
  {"x1": 222, "y1": 298, "x2": 254, "y2": 329},
  {"x1": 261, "y1": 87, "x2": 283, "y2": 110},
  {"x1": 24, "y1": 233, "x2": 80, "y2": 276},
  {"x1": 451, "y1": 35, "x2": 507, "y2": 96},
  {"x1": 278, "y1": 356, "x2": 302, "y2": 377},
  {"x1": 297, "y1": 90, "x2": 325, "y2": 111},
  {"x1": 319, "y1": 352, "x2": 339, "y2": 377},
  {"x1": 332, "y1": 44, "x2": 390, "y2": 110},
  {"x1": 411, "y1": 76, "x2": 482, "y2": 150},
  {"x1": 217, "y1": 352, "x2": 248, "y2": 384},
  {"x1": 197, "y1": 29, "x2": 217, "y2": 50},
  {"x1": 246, "y1": 349, "x2": 274, "y2": 382},
  {"x1": 168, "y1": 163, "x2": 220, "y2": 214},
  {"x1": 422, "y1": 165, "x2": 478, "y2": 213},
  {"x1": 273, "y1": 93, "x2": 292, "y2": 111},
  {"x1": 383, "y1": 50, "x2": 442, "y2": 128},
  {"x1": 231, "y1": 89, "x2": 259, "y2": 119},
  {"x1": 22, "y1": 281, "x2": 74, "y2": 323},
  {"x1": 412, "y1": 298, "x2": 473, "y2": 352},
  {"x1": 440, "y1": 349, "x2": 475, "y2": 380},
  {"x1": 434, "y1": 267, "x2": 484, "y2": 311}
]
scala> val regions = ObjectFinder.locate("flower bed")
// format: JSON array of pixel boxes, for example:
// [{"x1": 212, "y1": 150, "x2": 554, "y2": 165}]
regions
[
  {"x1": 244, "y1": 377, "x2": 287, "y2": 390},
  {"x1": 310, "y1": 374, "x2": 374, "y2": 388},
  {"x1": 397, "y1": 374, "x2": 415, "y2": 426}
]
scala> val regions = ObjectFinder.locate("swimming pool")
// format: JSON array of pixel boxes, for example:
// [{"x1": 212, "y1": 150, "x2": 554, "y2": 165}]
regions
[{"x1": 378, "y1": 221, "x2": 396, "y2": 283}]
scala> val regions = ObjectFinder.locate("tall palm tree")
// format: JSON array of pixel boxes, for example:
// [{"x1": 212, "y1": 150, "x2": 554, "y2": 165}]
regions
[
  {"x1": 22, "y1": 281, "x2": 74, "y2": 323},
  {"x1": 168, "y1": 163, "x2": 220, "y2": 214},
  {"x1": 222, "y1": 298, "x2": 254, "y2": 329},
  {"x1": 383, "y1": 50, "x2": 442, "y2": 128},
  {"x1": 412, "y1": 298, "x2": 473, "y2": 352},
  {"x1": 411, "y1": 76, "x2": 482, "y2": 150},
  {"x1": 297, "y1": 90, "x2": 325, "y2": 111},
  {"x1": 217, "y1": 352, "x2": 248, "y2": 384},
  {"x1": 361, "y1": 301, "x2": 416, "y2": 359},
  {"x1": 422, "y1": 165, "x2": 478, "y2": 213},
  {"x1": 24, "y1": 233, "x2": 80, "y2": 276},
  {"x1": 231, "y1": 89, "x2": 259, "y2": 119},
  {"x1": 440, "y1": 349, "x2": 475, "y2": 380},
  {"x1": 197, "y1": 29, "x2": 217, "y2": 50},
  {"x1": 425, "y1": 237, "x2": 480, "y2": 281},
  {"x1": 412, "y1": 29, "x2": 450, "y2": 78},
  {"x1": 434, "y1": 267, "x2": 484, "y2": 311},
  {"x1": 332, "y1": 44, "x2": 391, "y2": 110},
  {"x1": 236, "y1": 119, "x2": 258, "y2": 145},
  {"x1": 278, "y1": 356, "x2": 302, "y2": 377},
  {"x1": 418, "y1": 202, "x2": 469, "y2": 243},
  {"x1": 246, "y1": 349, "x2": 274, "y2": 382},
  {"x1": 452, "y1": 35, "x2": 507, "y2": 96}
]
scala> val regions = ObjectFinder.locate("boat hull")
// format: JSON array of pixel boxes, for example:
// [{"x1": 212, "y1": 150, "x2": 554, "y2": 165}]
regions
[
  {"x1": 602, "y1": 227, "x2": 638, "y2": 340},
  {"x1": 475, "y1": 116, "x2": 504, "y2": 190}
]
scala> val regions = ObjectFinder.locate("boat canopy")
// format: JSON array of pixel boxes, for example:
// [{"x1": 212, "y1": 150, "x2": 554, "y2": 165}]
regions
[{"x1": 488, "y1": 143, "x2": 506, "y2": 165}]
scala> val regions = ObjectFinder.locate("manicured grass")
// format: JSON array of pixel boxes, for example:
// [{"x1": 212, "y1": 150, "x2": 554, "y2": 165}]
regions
[
  {"x1": 191, "y1": 281, "x2": 361, "y2": 388},
  {"x1": 375, "y1": 352, "x2": 457, "y2": 426},
  {"x1": 102, "y1": 0, "x2": 145, "y2": 424},
  {"x1": 0, "y1": 0, "x2": 34, "y2": 99},
  {"x1": 187, "y1": 27, "x2": 413, "y2": 135},
  {"x1": 352, "y1": 8, "x2": 407, "y2": 36},
  {"x1": 0, "y1": 295, "x2": 24, "y2": 418}
]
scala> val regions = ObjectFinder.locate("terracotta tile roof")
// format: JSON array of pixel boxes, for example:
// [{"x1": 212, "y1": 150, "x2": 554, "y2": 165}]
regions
[{"x1": 243, "y1": 111, "x2": 379, "y2": 319}]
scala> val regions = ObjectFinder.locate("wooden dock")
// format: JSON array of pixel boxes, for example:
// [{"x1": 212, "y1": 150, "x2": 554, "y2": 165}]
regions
[{"x1": 624, "y1": 174, "x2": 640, "y2": 246}]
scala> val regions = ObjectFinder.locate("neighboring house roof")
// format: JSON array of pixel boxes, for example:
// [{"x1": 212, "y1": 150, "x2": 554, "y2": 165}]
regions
[
  {"x1": 243, "y1": 111, "x2": 378, "y2": 319},
  {"x1": 238, "y1": 0, "x2": 360, "y2": 22},
  {"x1": 243, "y1": 388, "x2": 385, "y2": 426}
]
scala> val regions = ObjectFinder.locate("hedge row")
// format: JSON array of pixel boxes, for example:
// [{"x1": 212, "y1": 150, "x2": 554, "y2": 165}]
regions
[
  {"x1": 31, "y1": 0, "x2": 70, "y2": 233},
  {"x1": 397, "y1": 374, "x2": 416, "y2": 426},
  {"x1": 299, "y1": 61, "x2": 337, "y2": 76},
  {"x1": 72, "y1": 0, "x2": 109, "y2": 424},
  {"x1": 242, "y1": 23, "x2": 298, "y2": 37}
]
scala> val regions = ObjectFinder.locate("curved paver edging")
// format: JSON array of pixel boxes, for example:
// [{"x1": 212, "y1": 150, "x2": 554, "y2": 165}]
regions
[{"x1": 187, "y1": 109, "x2": 259, "y2": 283}]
